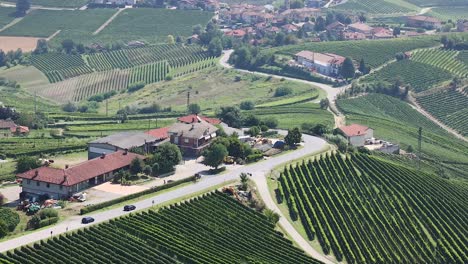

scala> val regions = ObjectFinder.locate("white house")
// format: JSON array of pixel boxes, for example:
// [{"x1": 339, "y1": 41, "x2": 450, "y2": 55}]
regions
[
  {"x1": 295, "y1": 50, "x2": 345, "y2": 77},
  {"x1": 338, "y1": 124, "x2": 374, "y2": 147}
]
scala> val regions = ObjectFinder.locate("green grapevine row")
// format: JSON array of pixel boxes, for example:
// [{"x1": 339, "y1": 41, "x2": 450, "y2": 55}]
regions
[
  {"x1": 333, "y1": 0, "x2": 414, "y2": 14},
  {"x1": 276, "y1": 153, "x2": 468, "y2": 264},
  {"x1": 0, "y1": 193, "x2": 320, "y2": 264},
  {"x1": 129, "y1": 60, "x2": 169, "y2": 84},
  {"x1": 411, "y1": 49, "x2": 468, "y2": 77},
  {"x1": 30, "y1": 53, "x2": 93, "y2": 83}
]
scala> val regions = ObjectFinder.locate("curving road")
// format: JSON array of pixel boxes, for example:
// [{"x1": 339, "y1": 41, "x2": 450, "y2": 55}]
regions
[{"x1": 0, "y1": 133, "x2": 333, "y2": 263}]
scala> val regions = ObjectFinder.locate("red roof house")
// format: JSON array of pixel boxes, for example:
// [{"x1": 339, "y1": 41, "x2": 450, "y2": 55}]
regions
[
  {"x1": 177, "y1": 114, "x2": 221, "y2": 125},
  {"x1": 17, "y1": 150, "x2": 145, "y2": 199},
  {"x1": 338, "y1": 124, "x2": 374, "y2": 147},
  {"x1": 145, "y1": 127, "x2": 170, "y2": 139}
]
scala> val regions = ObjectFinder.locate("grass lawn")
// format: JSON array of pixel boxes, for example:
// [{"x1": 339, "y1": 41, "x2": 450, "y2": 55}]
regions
[
  {"x1": 92, "y1": 8, "x2": 213, "y2": 45},
  {"x1": 0, "y1": 7, "x2": 16, "y2": 29},
  {"x1": 49, "y1": 151, "x2": 88, "y2": 169},
  {"x1": 0, "y1": 160, "x2": 16, "y2": 182},
  {"x1": 102, "y1": 67, "x2": 317, "y2": 114},
  {"x1": 0, "y1": 9, "x2": 117, "y2": 39}
]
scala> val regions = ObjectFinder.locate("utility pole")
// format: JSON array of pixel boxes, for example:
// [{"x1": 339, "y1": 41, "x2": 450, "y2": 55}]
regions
[
  {"x1": 417, "y1": 127, "x2": 422, "y2": 171},
  {"x1": 106, "y1": 100, "x2": 108, "y2": 117},
  {"x1": 147, "y1": 119, "x2": 151, "y2": 132},
  {"x1": 34, "y1": 92, "x2": 37, "y2": 116},
  {"x1": 187, "y1": 90, "x2": 190, "y2": 112}
]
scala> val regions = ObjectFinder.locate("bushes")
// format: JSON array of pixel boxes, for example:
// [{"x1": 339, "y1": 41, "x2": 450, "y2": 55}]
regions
[
  {"x1": 28, "y1": 208, "x2": 59, "y2": 229},
  {"x1": 38, "y1": 217, "x2": 59, "y2": 228},
  {"x1": 15, "y1": 156, "x2": 41, "y2": 173},
  {"x1": 240, "y1": 101, "x2": 255, "y2": 110},
  {"x1": 0, "y1": 221, "x2": 7, "y2": 239},
  {"x1": 246, "y1": 154, "x2": 263, "y2": 163},
  {"x1": 0, "y1": 208, "x2": 20, "y2": 232},
  {"x1": 80, "y1": 176, "x2": 196, "y2": 215},
  {"x1": 274, "y1": 87, "x2": 293, "y2": 97},
  {"x1": 127, "y1": 81, "x2": 146, "y2": 92}
]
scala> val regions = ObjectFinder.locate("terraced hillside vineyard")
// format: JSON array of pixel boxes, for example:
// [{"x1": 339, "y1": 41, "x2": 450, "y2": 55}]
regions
[
  {"x1": 411, "y1": 49, "x2": 468, "y2": 78},
  {"x1": 337, "y1": 94, "x2": 468, "y2": 177},
  {"x1": 268, "y1": 36, "x2": 440, "y2": 68},
  {"x1": 362, "y1": 60, "x2": 452, "y2": 92},
  {"x1": 332, "y1": 0, "x2": 417, "y2": 14},
  {"x1": 416, "y1": 88, "x2": 468, "y2": 137},
  {"x1": 0, "y1": 193, "x2": 320, "y2": 264},
  {"x1": 276, "y1": 153, "x2": 468, "y2": 263}
]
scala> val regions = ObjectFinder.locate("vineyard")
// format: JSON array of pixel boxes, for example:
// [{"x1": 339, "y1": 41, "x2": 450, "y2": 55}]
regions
[
  {"x1": 0, "y1": 193, "x2": 319, "y2": 264},
  {"x1": 0, "y1": 136, "x2": 88, "y2": 157},
  {"x1": 428, "y1": 6, "x2": 468, "y2": 21},
  {"x1": 0, "y1": 7, "x2": 15, "y2": 28},
  {"x1": 405, "y1": 0, "x2": 468, "y2": 7},
  {"x1": 269, "y1": 36, "x2": 440, "y2": 68},
  {"x1": 416, "y1": 88, "x2": 468, "y2": 136},
  {"x1": 275, "y1": 153, "x2": 468, "y2": 263},
  {"x1": 411, "y1": 49, "x2": 468, "y2": 78},
  {"x1": 30, "y1": 53, "x2": 94, "y2": 83},
  {"x1": 336, "y1": 94, "x2": 468, "y2": 171},
  {"x1": 362, "y1": 60, "x2": 452, "y2": 92},
  {"x1": 129, "y1": 61, "x2": 169, "y2": 85},
  {"x1": 332, "y1": 0, "x2": 417, "y2": 14}
]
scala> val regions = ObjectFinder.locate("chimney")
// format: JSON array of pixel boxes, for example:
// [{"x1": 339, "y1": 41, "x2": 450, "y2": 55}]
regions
[
  {"x1": 124, "y1": 148, "x2": 128, "y2": 155},
  {"x1": 33, "y1": 170, "x2": 39, "y2": 178},
  {"x1": 65, "y1": 164, "x2": 69, "y2": 169},
  {"x1": 101, "y1": 153, "x2": 106, "y2": 159},
  {"x1": 192, "y1": 117, "x2": 196, "y2": 123}
]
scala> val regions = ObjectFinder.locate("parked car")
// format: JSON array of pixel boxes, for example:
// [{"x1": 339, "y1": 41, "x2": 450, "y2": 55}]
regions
[
  {"x1": 81, "y1": 217, "x2": 94, "y2": 224},
  {"x1": 124, "y1": 205, "x2": 136, "y2": 211}
]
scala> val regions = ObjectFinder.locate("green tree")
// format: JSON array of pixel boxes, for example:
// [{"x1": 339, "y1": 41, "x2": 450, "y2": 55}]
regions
[
  {"x1": 61, "y1": 39, "x2": 75, "y2": 54},
  {"x1": 274, "y1": 32, "x2": 286, "y2": 46},
  {"x1": 227, "y1": 136, "x2": 245, "y2": 158},
  {"x1": 143, "y1": 165, "x2": 152, "y2": 176},
  {"x1": 217, "y1": 106, "x2": 243, "y2": 128},
  {"x1": 407, "y1": 145, "x2": 414, "y2": 153},
  {"x1": 239, "y1": 172, "x2": 249, "y2": 191},
  {"x1": 0, "y1": 208, "x2": 20, "y2": 232},
  {"x1": 262, "y1": 117, "x2": 278, "y2": 129},
  {"x1": 130, "y1": 157, "x2": 143, "y2": 175},
  {"x1": 0, "y1": 193, "x2": 4, "y2": 206},
  {"x1": 150, "y1": 143, "x2": 182, "y2": 174},
  {"x1": 62, "y1": 101, "x2": 77, "y2": 112},
  {"x1": 202, "y1": 143, "x2": 228, "y2": 169},
  {"x1": 16, "y1": 0, "x2": 30, "y2": 16},
  {"x1": 34, "y1": 39, "x2": 48, "y2": 54},
  {"x1": 247, "y1": 126, "x2": 260, "y2": 136},
  {"x1": 16, "y1": 156, "x2": 41, "y2": 173},
  {"x1": 341, "y1": 57, "x2": 355, "y2": 80},
  {"x1": 263, "y1": 208, "x2": 280, "y2": 224},
  {"x1": 319, "y1": 98, "x2": 329, "y2": 109},
  {"x1": 284, "y1": 127, "x2": 302, "y2": 147},
  {"x1": 314, "y1": 16, "x2": 325, "y2": 31},
  {"x1": 192, "y1": 24, "x2": 203, "y2": 35},
  {"x1": 393, "y1": 27, "x2": 401, "y2": 36},
  {"x1": 208, "y1": 37, "x2": 222, "y2": 57},
  {"x1": 0, "y1": 50, "x2": 6, "y2": 67},
  {"x1": 230, "y1": 46, "x2": 252, "y2": 69},
  {"x1": 239, "y1": 101, "x2": 255, "y2": 110},
  {"x1": 0, "y1": 220, "x2": 7, "y2": 239},
  {"x1": 188, "y1": 103, "x2": 201, "y2": 114}
]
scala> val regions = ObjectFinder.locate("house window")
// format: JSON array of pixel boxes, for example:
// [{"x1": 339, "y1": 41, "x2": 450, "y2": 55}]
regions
[
  {"x1": 46, "y1": 183, "x2": 50, "y2": 188},
  {"x1": 27, "y1": 180, "x2": 30, "y2": 184},
  {"x1": 184, "y1": 138, "x2": 189, "y2": 143},
  {"x1": 36, "y1": 182, "x2": 40, "y2": 186},
  {"x1": 59, "y1": 185, "x2": 63, "y2": 190}
]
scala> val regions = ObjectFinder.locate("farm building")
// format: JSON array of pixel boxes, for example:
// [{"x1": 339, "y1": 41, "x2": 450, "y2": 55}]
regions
[
  {"x1": 168, "y1": 120, "x2": 218, "y2": 156},
  {"x1": 457, "y1": 19, "x2": 468, "y2": 32},
  {"x1": 280, "y1": 8, "x2": 321, "y2": 21},
  {"x1": 347, "y1": 22, "x2": 373, "y2": 37},
  {"x1": 177, "y1": 114, "x2": 221, "y2": 125},
  {"x1": 17, "y1": 151, "x2": 144, "y2": 200},
  {"x1": 295, "y1": 50, "x2": 345, "y2": 77},
  {"x1": 338, "y1": 124, "x2": 374, "y2": 147},
  {"x1": 406, "y1": 16, "x2": 442, "y2": 29},
  {"x1": 0, "y1": 119, "x2": 29, "y2": 137},
  {"x1": 87, "y1": 132, "x2": 162, "y2": 159}
]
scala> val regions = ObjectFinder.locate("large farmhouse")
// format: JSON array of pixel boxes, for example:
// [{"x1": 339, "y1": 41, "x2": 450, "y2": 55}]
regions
[
  {"x1": 406, "y1": 16, "x2": 442, "y2": 29},
  {"x1": 87, "y1": 131, "x2": 162, "y2": 159},
  {"x1": 295, "y1": 50, "x2": 345, "y2": 77},
  {"x1": 17, "y1": 151, "x2": 144, "y2": 200},
  {"x1": 338, "y1": 124, "x2": 374, "y2": 147},
  {"x1": 168, "y1": 120, "x2": 218, "y2": 156}
]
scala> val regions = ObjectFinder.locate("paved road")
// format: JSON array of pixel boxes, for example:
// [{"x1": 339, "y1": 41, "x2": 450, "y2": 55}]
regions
[{"x1": 0, "y1": 134, "x2": 331, "y2": 262}]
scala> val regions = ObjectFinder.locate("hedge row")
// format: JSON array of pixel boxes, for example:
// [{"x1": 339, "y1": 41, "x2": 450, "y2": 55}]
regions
[
  {"x1": 80, "y1": 175, "x2": 196, "y2": 215},
  {"x1": 38, "y1": 217, "x2": 59, "y2": 228}
]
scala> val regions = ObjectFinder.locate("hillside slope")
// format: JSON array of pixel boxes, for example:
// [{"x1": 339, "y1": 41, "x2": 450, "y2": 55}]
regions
[{"x1": 275, "y1": 153, "x2": 468, "y2": 263}]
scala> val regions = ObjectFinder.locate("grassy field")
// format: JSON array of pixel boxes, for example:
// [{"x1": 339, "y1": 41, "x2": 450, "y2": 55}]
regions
[
  {"x1": 0, "y1": 9, "x2": 117, "y2": 39},
  {"x1": 89, "y1": 8, "x2": 213, "y2": 45},
  {"x1": 31, "y1": 0, "x2": 88, "y2": 7},
  {"x1": 337, "y1": 94, "x2": 468, "y2": 178},
  {"x1": 332, "y1": 0, "x2": 419, "y2": 15},
  {"x1": 0, "y1": 7, "x2": 16, "y2": 29},
  {"x1": 362, "y1": 60, "x2": 452, "y2": 92},
  {"x1": 268, "y1": 36, "x2": 440, "y2": 68},
  {"x1": 103, "y1": 67, "x2": 318, "y2": 114},
  {"x1": 246, "y1": 102, "x2": 334, "y2": 129},
  {"x1": 274, "y1": 153, "x2": 468, "y2": 263},
  {"x1": 0, "y1": 160, "x2": 16, "y2": 182}
]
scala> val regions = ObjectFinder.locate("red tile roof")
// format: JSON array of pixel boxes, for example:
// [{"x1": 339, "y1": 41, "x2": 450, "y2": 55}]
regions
[
  {"x1": 0, "y1": 120, "x2": 16, "y2": 129},
  {"x1": 145, "y1": 127, "x2": 170, "y2": 139},
  {"x1": 225, "y1": 29, "x2": 247, "y2": 37},
  {"x1": 10, "y1": 126, "x2": 29, "y2": 133},
  {"x1": 339, "y1": 124, "x2": 370, "y2": 137},
  {"x1": 407, "y1": 15, "x2": 441, "y2": 24},
  {"x1": 17, "y1": 151, "x2": 145, "y2": 186},
  {"x1": 177, "y1": 114, "x2": 221, "y2": 125}
]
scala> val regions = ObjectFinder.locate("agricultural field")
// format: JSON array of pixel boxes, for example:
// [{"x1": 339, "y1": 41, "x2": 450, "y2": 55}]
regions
[
  {"x1": 90, "y1": 8, "x2": 213, "y2": 45},
  {"x1": 30, "y1": 53, "x2": 94, "y2": 83},
  {"x1": 30, "y1": 0, "x2": 88, "y2": 7},
  {"x1": 457, "y1": 51, "x2": 468, "y2": 66},
  {"x1": 246, "y1": 103, "x2": 334, "y2": 129},
  {"x1": 0, "y1": 9, "x2": 117, "y2": 39},
  {"x1": 332, "y1": 0, "x2": 418, "y2": 15},
  {"x1": 0, "y1": 193, "x2": 319, "y2": 263},
  {"x1": 416, "y1": 88, "x2": 468, "y2": 137},
  {"x1": 428, "y1": 6, "x2": 468, "y2": 21},
  {"x1": 274, "y1": 153, "x2": 468, "y2": 263},
  {"x1": 405, "y1": 0, "x2": 468, "y2": 7},
  {"x1": 103, "y1": 67, "x2": 318, "y2": 114},
  {"x1": 411, "y1": 49, "x2": 468, "y2": 78},
  {"x1": 336, "y1": 94, "x2": 468, "y2": 177},
  {"x1": 0, "y1": 136, "x2": 88, "y2": 158},
  {"x1": 269, "y1": 36, "x2": 440, "y2": 68},
  {"x1": 362, "y1": 60, "x2": 452, "y2": 92},
  {"x1": 0, "y1": 7, "x2": 16, "y2": 29}
]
